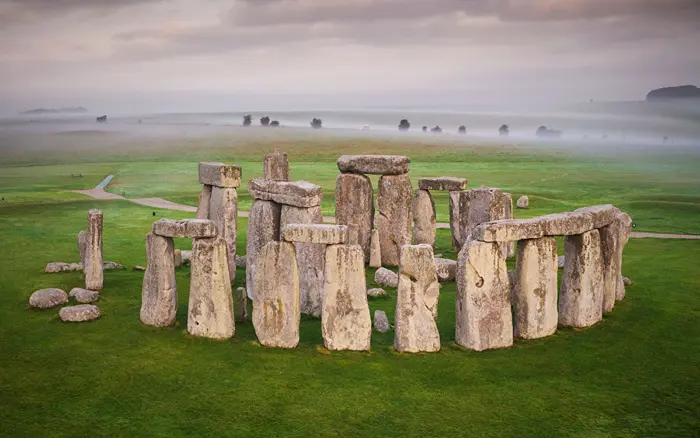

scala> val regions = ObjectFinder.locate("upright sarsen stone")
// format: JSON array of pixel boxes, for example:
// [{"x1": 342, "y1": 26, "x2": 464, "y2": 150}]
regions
[
  {"x1": 453, "y1": 188, "x2": 509, "y2": 251},
  {"x1": 196, "y1": 184, "x2": 212, "y2": 219},
  {"x1": 449, "y1": 190, "x2": 464, "y2": 251},
  {"x1": 512, "y1": 237, "x2": 558, "y2": 339},
  {"x1": 376, "y1": 174, "x2": 413, "y2": 266},
  {"x1": 335, "y1": 173, "x2": 374, "y2": 261},
  {"x1": 78, "y1": 230, "x2": 88, "y2": 266},
  {"x1": 412, "y1": 189, "x2": 436, "y2": 246},
  {"x1": 85, "y1": 209, "x2": 104, "y2": 291},
  {"x1": 394, "y1": 245, "x2": 440, "y2": 353},
  {"x1": 246, "y1": 199, "x2": 281, "y2": 299},
  {"x1": 455, "y1": 239, "x2": 513, "y2": 351},
  {"x1": 140, "y1": 232, "x2": 177, "y2": 327},
  {"x1": 252, "y1": 242, "x2": 300, "y2": 348},
  {"x1": 322, "y1": 244, "x2": 371, "y2": 351},
  {"x1": 210, "y1": 186, "x2": 238, "y2": 280},
  {"x1": 559, "y1": 230, "x2": 604, "y2": 328},
  {"x1": 264, "y1": 151, "x2": 290, "y2": 181},
  {"x1": 369, "y1": 229, "x2": 381, "y2": 268}
]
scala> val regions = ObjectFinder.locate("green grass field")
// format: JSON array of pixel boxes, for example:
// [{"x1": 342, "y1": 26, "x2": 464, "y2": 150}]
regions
[{"x1": 1, "y1": 131, "x2": 699, "y2": 436}]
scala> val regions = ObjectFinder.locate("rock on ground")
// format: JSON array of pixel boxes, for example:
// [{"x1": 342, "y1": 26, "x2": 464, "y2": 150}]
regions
[
  {"x1": 559, "y1": 230, "x2": 604, "y2": 328},
  {"x1": 69, "y1": 288, "x2": 100, "y2": 304},
  {"x1": 335, "y1": 173, "x2": 374, "y2": 261},
  {"x1": 45, "y1": 262, "x2": 82, "y2": 273},
  {"x1": 412, "y1": 189, "x2": 436, "y2": 247},
  {"x1": 367, "y1": 288, "x2": 387, "y2": 297},
  {"x1": 558, "y1": 255, "x2": 565, "y2": 269},
  {"x1": 622, "y1": 276, "x2": 632, "y2": 287},
  {"x1": 517, "y1": 195, "x2": 529, "y2": 209},
  {"x1": 29, "y1": 288, "x2": 68, "y2": 309},
  {"x1": 374, "y1": 310, "x2": 390, "y2": 333},
  {"x1": 235, "y1": 255, "x2": 246, "y2": 268},
  {"x1": 198, "y1": 162, "x2": 242, "y2": 188},
  {"x1": 374, "y1": 267, "x2": 399, "y2": 288},
  {"x1": 435, "y1": 258, "x2": 457, "y2": 282},
  {"x1": 337, "y1": 155, "x2": 410, "y2": 175},
  {"x1": 264, "y1": 151, "x2": 290, "y2": 181},
  {"x1": 246, "y1": 199, "x2": 281, "y2": 299},
  {"x1": 376, "y1": 174, "x2": 413, "y2": 266},
  {"x1": 140, "y1": 232, "x2": 177, "y2": 327},
  {"x1": 59, "y1": 304, "x2": 100, "y2": 322}
]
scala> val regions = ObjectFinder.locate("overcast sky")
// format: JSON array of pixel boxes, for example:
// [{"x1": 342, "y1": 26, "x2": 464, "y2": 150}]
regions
[{"x1": 1, "y1": 0, "x2": 699, "y2": 113}]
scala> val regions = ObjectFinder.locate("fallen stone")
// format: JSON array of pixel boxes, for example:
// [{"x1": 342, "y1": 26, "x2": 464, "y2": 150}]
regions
[
  {"x1": 188, "y1": 237, "x2": 235, "y2": 339},
  {"x1": 394, "y1": 244, "x2": 440, "y2": 353},
  {"x1": 337, "y1": 155, "x2": 410, "y2": 175},
  {"x1": 376, "y1": 174, "x2": 413, "y2": 266},
  {"x1": 435, "y1": 258, "x2": 457, "y2": 282},
  {"x1": 374, "y1": 267, "x2": 399, "y2": 288},
  {"x1": 622, "y1": 276, "x2": 632, "y2": 287},
  {"x1": 252, "y1": 242, "x2": 300, "y2": 348},
  {"x1": 69, "y1": 288, "x2": 100, "y2": 304},
  {"x1": 152, "y1": 219, "x2": 217, "y2": 239},
  {"x1": 516, "y1": 195, "x2": 529, "y2": 209},
  {"x1": 235, "y1": 287, "x2": 248, "y2": 322},
  {"x1": 264, "y1": 151, "x2": 290, "y2": 181},
  {"x1": 84, "y1": 209, "x2": 103, "y2": 291},
  {"x1": 134, "y1": 266, "x2": 146, "y2": 271},
  {"x1": 281, "y1": 224, "x2": 348, "y2": 245},
  {"x1": 45, "y1": 262, "x2": 82, "y2": 273},
  {"x1": 59, "y1": 304, "x2": 100, "y2": 322},
  {"x1": 210, "y1": 186, "x2": 238, "y2": 280},
  {"x1": 322, "y1": 244, "x2": 372, "y2": 351},
  {"x1": 369, "y1": 229, "x2": 382, "y2": 268},
  {"x1": 412, "y1": 189, "x2": 436, "y2": 247},
  {"x1": 418, "y1": 177, "x2": 467, "y2": 191},
  {"x1": 559, "y1": 230, "x2": 604, "y2": 328},
  {"x1": 29, "y1": 288, "x2": 68, "y2": 309},
  {"x1": 335, "y1": 173, "x2": 374, "y2": 260},
  {"x1": 235, "y1": 255, "x2": 246, "y2": 268},
  {"x1": 248, "y1": 178, "x2": 322, "y2": 208},
  {"x1": 196, "y1": 184, "x2": 212, "y2": 219},
  {"x1": 367, "y1": 288, "x2": 387, "y2": 297},
  {"x1": 140, "y1": 232, "x2": 177, "y2": 327},
  {"x1": 198, "y1": 162, "x2": 242, "y2": 188},
  {"x1": 456, "y1": 239, "x2": 513, "y2": 351},
  {"x1": 374, "y1": 310, "x2": 390, "y2": 333},
  {"x1": 512, "y1": 237, "x2": 558, "y2": 339},
  {"x1": 558, "y1": 255, "x2": 565, "y2": 269},
  {"x1": 246, "y1": 199, "x2": 281, "y2": 299},
  {"x1": 103, "y1": 261, "x2": 124, "y2": 270}
]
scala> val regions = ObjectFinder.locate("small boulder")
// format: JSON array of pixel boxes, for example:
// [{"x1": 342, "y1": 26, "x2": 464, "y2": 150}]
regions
[
  {"x1": 367, "y1": 288, "x2": 387, "y2": 297},
  {"x1": 69, "y1": 288, "x2": 100, "y2": 304},
  {"x1": 29, "y1": 288, "x2": 68, "y2": 309},
  {"x1": 374, "y1": 267, "x2": 399, "y2": 288},
  {"x1": 235, "y1": 255, "x2": 246, "y2": 268},
  {"x1": 516, "y1": 195, "x2": 529, "y2": 209},
  {"x1": 59, "y1": 304, "x2": 100, "y2": 322},
  {"x1": 103, "y1": 261, "x2": 125, "y2": 270},
  {"x1": 374, "y1": 310, "x2": 390, "y2": 333},
  {"x1": 45, "y1": 262, "x2": 82, "y2": 273},
  {"x1": 622, "y1": 276, "x2": 632, "y2": 286},
  {"x1": 133, "y1": 266, "x2": 146, "y2": 271},
  {"x1": 558, "y1": 255, "x2": 565, "y2": 269}
]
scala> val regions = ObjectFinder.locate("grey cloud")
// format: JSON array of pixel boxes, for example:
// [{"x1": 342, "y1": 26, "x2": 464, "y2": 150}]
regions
[{"x1": 0, "y1": 0, "x2": 167, "y2": 26}]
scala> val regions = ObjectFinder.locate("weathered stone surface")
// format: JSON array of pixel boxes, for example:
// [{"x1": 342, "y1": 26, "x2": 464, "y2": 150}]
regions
[
  {"x1": 196, "y1": 184, "x2": 212, "y2": 219},
  {"x1": 248, "y1": 178, "x2": 322, "y2": 208},
  {"x1": 45, "y1": 262, "x2": 82, "y2": 273},
  {"x1": 574, "y1": 205, "x2": 618, "y2": 229},
  {"x1": 235, "y1": 255, "x2": 246, "y2": 268},
  {"x1": 134, "y1": 266, "x2": 146, "y2": 271},
  {"x1": 558, "y1": 255, "x2": 565, "y2": 269},
  {"x1": 264, "y1": 151, "x2": 290, "y2": 181},
  {"x1": 174, "y1": 249, "x2": 183, "y2": 267},
  {"x1": 69, "y1": 288, "x2": 100, "y2": 304},
  {"x1": 281, "y1": 205, "x2": 325, "y2": 317},
  {"x1": 85, "y1": 209, "x2": 103, "y2": 291},
  {"x1": 369, "y1": 229, "x2": 381, "y2": 268},
  {"x1": 78, "y1": 230, "x2": 88, "y2": 265},
  {"x1": 412, "y1": 189, "x2": 436, "y2": 246},
  {"x1": 152, "y1": 219, "x2": 217, "y2": 239},
  {"x1": 210, "y1": 186, "x2": 238, "y2": 280},
  {"x1": 453, "y1": 188, "x2": 509, "y2": 250},
  {"x1": 246, "y1": 199, "x2": 281, "y2": 299},
  {"x1": 188, "y1": 237, "x2": 235, "y2": 339},
  {"x1": 59, "y1": 304, "x2": 100, "y2": 322},
  {"x1": 376, "y1": 174, "x2": 413, "y2": 266},
  {"x1": 235, "y1": 287, "x2": 248, "y2": 322},
  {"x1": 600, "y1": 211, "x2": 631, "y2": 311},
  {"x1": 512, "y1": 237, "x2": 558, "y2": 339},
  {"x1": 374, "y1": 267, "x2": 399, "y2": 288},
  {"x1": 198, "y1": 162, "x2": 242, "y2": 188},
  {"x1": 449, "y1": 190, "x2": 464, "y2": 251},
  {"x1": 367, "y1": 288, "x2": 387, "y2": 297},
  {"x1": 29, "y1": 288, "x2": 68, "y2": 309},
  {"x1": 103, "y1": 261, "x2": 124, "y2": 270},
  {"x1": 252, "y1": 242, "x2": 300, "y2": 348},
  {"x1": 559, "y1": 230, "x2": 604, "y2": 328},
  {"x1": 337, "y1": 155, "x2": 410, "y2": 175},
  {"x1": 435, "y1": 258, "x2": 457, "y2": 282},
  {"x1": 517, "y1": 195, "x2": 529, "y2": 209},
  {"x1": 536, "y1": 211, "x2": 595, "y2": 236},
  {"x1": 418, "y1": 177, "x2": 467, "y2": 191},
  {"x1": 473, "y1": 219, "x2": 545, "y2": 242},
  {"x1": 322, "y1": 244, "x2": 372, "y2": 351},
  {"x1": 456, "y1": 239, "x2": 513, "y2": 351},
  {"x1": 374, "y1": 310, "x2": 390, "y2": 333},
  {"x1": 394, "y1": 244, "x2": 440, "y2": 352},
  {"x1": 335, "y1": 173, "x2": 374, "y2": 260},
  {"x1": 281, "y1": 224, "x2": 348, "y2": 244},
  {"x1": 140, "y1": 233, "x2": 177, "y2": 327}
]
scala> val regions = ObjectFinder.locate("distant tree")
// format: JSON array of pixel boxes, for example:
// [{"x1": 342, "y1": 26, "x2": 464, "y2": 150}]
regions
[
  {"x1": 499, "y1": 124, "x2": 510, "y2": 136},
  {"x1": 398, "y1": 119, "x2": 410, "y2": 131},
  {"x1": 310, "y1": 118, "x2": 323, "y2": 129},
  {"x1": 260, "y1": 116, "x2": 270, "y2": 126},
  {"x1": 431, "y1": 125, "x2": 442, "y2": 133},
  {"x1": 422, "y1": 126, "x2": 428, "y2": 133},
  {"x1": 536, "y1": 125, "x2": 548, "y2": 137},
  {"x1": 457, "y1": 125, "x2": 466, "y2": 134},
  {"x1": 243, "y1": 114, "x2": 252, "y2": 126},
  {"x1": 270, "y1": 120, "x2": 280, "y2": 127}
]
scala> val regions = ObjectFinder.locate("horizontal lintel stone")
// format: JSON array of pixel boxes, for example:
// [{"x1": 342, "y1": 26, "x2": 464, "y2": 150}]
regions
[
  {"x1": 281, "y1": 224, "x2": 348, "y2": 244},
  {"x1": 153, "y1": 219, "x2": 217, "y2": 238},
  {"x1": 198, "y1": 162, "x2": 242, "y2": 188},
  {"x1": 337, "y1": 155, "x2": 410, "y2": 175},
  {"x1": 248, "y1": 178, "x2": 322, "y2": 207},
  {"x1": 418, "y1": 177, "x2": 467, "y2": 191}
]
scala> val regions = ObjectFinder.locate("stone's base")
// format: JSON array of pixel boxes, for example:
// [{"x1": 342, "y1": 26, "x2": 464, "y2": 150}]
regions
[{"x1": 559, "y1": 230, "x2": 604, "y2": 328}]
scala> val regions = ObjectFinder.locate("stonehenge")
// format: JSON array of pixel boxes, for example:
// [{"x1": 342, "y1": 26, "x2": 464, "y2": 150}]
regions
[{"x1": 415, "y1": 177, "x2": 468, "y2": 249}]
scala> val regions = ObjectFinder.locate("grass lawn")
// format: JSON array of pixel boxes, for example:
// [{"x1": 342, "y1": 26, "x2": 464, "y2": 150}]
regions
[{"x1": 0, "y1": 132, "x2": 699, "y2": 436}]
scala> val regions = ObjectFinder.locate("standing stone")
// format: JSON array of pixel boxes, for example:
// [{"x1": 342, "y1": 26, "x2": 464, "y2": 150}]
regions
[
  {"x1": 599, "y1": 212, "x2": 631, "y2": 310},
  {"x1": 517, "y1": 195, "x2": 529, "y2": 209},
  {"x1": 503, "y1": 192, "x2": 515, "y2": 259},
  {"x1": 454, "y1": 188, "x2": 510, "y2": 251},
  {"x1": 264, "y1": 151, "x2": 290, "y2": 181},
  {"x1": 322, "y1": 244, "x2": 371, "y2": 351},
  {"x1": 335, "y1": 173, "x2": 374, "y2": 261},
  {"x1": 281, "y1": 205, "x2": 325, "y2": 317},
  {"x1": 616, "y1": 212, "x2": 633, "y2": 301},
  {"x1": 512, "y1": 237, "x2": 558, "y2": 339},
  {"x1": 394, "y1": 245, "x2": 440, "y2": 353},
  {"x1": 84, "y1": 209, "x2": 104, "y2": 291},
  {"x1": 412, "y1": 189, "x2": 436, "y2": 246},
  {"x1": 140, "y1": 232, "x2": 177, "y2": 327},
  {"x1": 252, "y1": 242, "x2": 300, "y2": 348},
  {"x1": 449, "y1": 191, "x2": 464, "y2": 251},
  {"x1": 246, "y1": 199, "x2": 281, "y2": 299},
  {"x1": 369, "y1": 229, "x2": 381, "y2": 268},
  {"x1": 188, "y1": 237, "x2": 234, "y2": 339},
  {"x1": 559, "y1": 230, "x2": 604, "y2": 328},
  {"x1": 376, "y1": 174, "x2": 413, "y2": 267},
  {"x1": 210, "y1": 186, "x2": 238, "y2": 281},
  {"x1": 78, "y1": 230, "x2": 89, "y2": 265},
  {"x1": 455, "y1": 239, "x2": 513, "y2": 351},
  {"x1": 374, "y1": 310, "x2": 390, "y2": 333},
  {"x1": 196, "y1": 184, "x2": 213, "y2": 219},
  {"x1": 235, "y1": 287, "x2": 248, "y2": 322}
]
